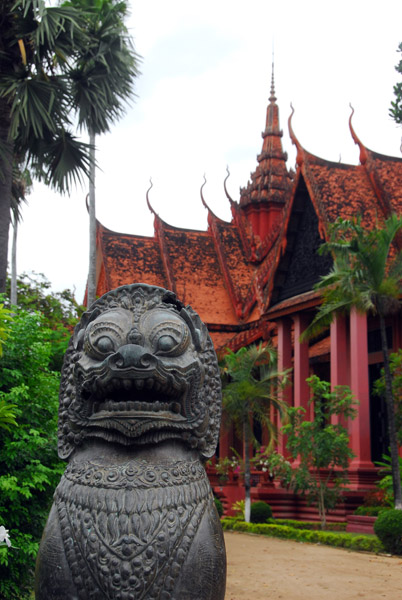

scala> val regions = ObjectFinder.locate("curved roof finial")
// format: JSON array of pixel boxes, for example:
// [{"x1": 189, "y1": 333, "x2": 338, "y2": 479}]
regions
[
  {"x1": 288, "y1": 103, "x2": 303, "y2": 165},
  {"x1": 200, "y1": 174, "x2": 208, "y2": 210},
  {"x1": 349, "y1": 103, "x2": 368, "y2": 165},
  {"x1": 146, "y1": 178, "x2": 158, "y2": 216},
  {"x1": 224, "y1": 165, "x2": 235, "y2": 204}
]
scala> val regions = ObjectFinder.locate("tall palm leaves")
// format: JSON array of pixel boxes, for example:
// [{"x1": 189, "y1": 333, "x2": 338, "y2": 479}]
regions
[
  {"x1": 0, "y1": 0, "x2": 140, "y2": 297},
  {"x1": 303, "y1": 215, "x2": 402, "y2": 509},
  {"x1": 221, "y1": 343, "x2": 289, "y2": 521},
  {"x1": 67, "y1": 0, "x2": 140, "y2": 307},
  {"x1": 0, "y1": 0, "x2": 93, "y2": 292}
]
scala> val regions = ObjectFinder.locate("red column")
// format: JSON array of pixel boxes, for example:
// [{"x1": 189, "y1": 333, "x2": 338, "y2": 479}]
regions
[
  {"x1": 330, "y1": 315, "x2": 349, "y2": 388},
  {"x1": 349, "y1": 308, "x2": 373, "y2": 470},
  {"x1": 219, "y1": 412, "x2": 233, "y2": 459},
  {"x1": 293, "y1": 313, "x2": 310, "y2": 413},
  {"x1": 330, "y1": 315, "x2": 349, "y2": 426},
  {"x1": 276, "y1": 318, "x2": 293, "y2": 456}
]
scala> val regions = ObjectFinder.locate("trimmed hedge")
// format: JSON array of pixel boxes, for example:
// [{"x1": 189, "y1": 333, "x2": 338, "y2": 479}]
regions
[
  {"x1": 267, "y1": 518, "x2": 347, "y2": 532},
  {"x1": 221, "y1": 518, "x2": 384, "y2": 554}
]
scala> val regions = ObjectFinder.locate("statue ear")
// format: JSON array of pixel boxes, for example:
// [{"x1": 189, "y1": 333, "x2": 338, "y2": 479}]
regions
[
  {"x1": 180, "y1": 306, "x2": 208, "y2": 350},
  {"x1": 73, "y1": 307, "x2": 102, "y2": 350}
]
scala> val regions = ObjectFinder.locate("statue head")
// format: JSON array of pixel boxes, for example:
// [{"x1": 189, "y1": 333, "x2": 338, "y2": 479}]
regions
[{"x1": 58, "y1": 284, "x2": 221, "y2": 460}]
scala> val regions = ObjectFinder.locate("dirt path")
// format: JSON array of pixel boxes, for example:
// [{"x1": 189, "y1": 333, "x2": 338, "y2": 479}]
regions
[{"x1": 224, "y1": 531, "x2": 402, "y2": 600}]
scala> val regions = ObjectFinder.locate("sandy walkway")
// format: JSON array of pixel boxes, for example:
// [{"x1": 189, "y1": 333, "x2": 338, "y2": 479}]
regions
[{"x1": 224, "y1": 531, "x2": 402, "y2": 600}]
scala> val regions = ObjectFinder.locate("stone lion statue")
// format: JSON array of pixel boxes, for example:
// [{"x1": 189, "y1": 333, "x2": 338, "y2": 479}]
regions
[{"x1": 35, "y1": 284, "x2": 226, "y2": 600}]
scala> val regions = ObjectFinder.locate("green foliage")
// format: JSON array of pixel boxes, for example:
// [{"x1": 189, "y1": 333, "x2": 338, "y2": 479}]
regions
[
  {"x1": 374, "y1": 349, "x2": 402, "y2": 443},
  {"x1": 0, "y1": 308, "x2": 64, "y2": 598},
  {"x1": 221, "y1": 343, "x2": 289, "y2": 448},
  {"x1": 390, "y1": 42, "x2": 402, "y2": 125},
  {"x1": 250, "y1": 501, "x2": 272, "y2": 523},
  {"x1": 374, "y1": 509, "x2": 402, "y2": 554},
  {"x1": 354, "y1": 506, "x2": 390, "y2": 517},
  {"x1": 302, "y1": 215, "x2": 402, "y2": 340},
  {"x1": 0, "y1": 0, "x2": 95, "y2": 191},
  {"x1": 374, "y1": 453, "x2": 402, "y2": 507},
  {"x1": 266, "y1": 376, "x2": 357, "y2": 529},
  {"x1": 266, "y1": 518, "x2": 347, "y2": 531},
  {"x1": 0, "y1": 302, "x2": 12, "y2": 357},
  {"x1": 231, "y1": 500, "x2": 245, "y2": 519},
  {"x1": 221, "y1": 518, "x2": 384, "y2": 553},
  {"x1": 65, "y1": 0, "x2": 140, "y2": 136},
  {"x1": 301, "y1": 216, "x2": 402, "y2": 509},
  {"x1": 221, "y1": 343, "x2": 289, "y2": 521},
  {"x1": 6, "y1": 272, "x2": 84, "y2": 370},
  {"x1": 214, "y1": 498, "x2": 224, "y2": 517}
]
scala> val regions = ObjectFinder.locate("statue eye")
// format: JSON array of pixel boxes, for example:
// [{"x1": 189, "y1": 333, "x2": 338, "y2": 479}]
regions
[
  {"x1": 157, "y1": 335, "x2": 177, "y2": 353},
  {"x1": 83, "y1": 318, "x2": 125, "y2": 360},
  {"x1": 95, "y1": 336, "x2": 115, "y2": 355}
]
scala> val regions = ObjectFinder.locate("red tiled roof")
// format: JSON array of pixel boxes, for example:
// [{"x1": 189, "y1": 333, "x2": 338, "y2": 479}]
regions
[{"x1": 94, "y1": 97, "x2": 402, "y2": 352}]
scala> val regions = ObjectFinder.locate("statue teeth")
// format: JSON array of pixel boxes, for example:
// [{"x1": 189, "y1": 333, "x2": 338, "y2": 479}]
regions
[
  {"x1": 135, "y1": 379, "x2": 144, "y2": 390},
  {"x1": 122, "y1": 379, "x2": 132, "y2": 391}
]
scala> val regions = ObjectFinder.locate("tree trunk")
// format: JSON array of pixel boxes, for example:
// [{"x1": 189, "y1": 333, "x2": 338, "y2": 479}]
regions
[
  {"x1": 379, "y1": 312, "x2": 402, "y2": 509},
  {"x1": 86, "y1": 128, "x2": 97, "y2": 307},
  {"x1": 244, "y1": 420, "x2": 251, "y2": 522},
  {"x1": 0, "y1": 106, "x2": 13, "y2": 294},
  {"x1": 10, "y1": 218, "x2": 17, "y2": 305}
]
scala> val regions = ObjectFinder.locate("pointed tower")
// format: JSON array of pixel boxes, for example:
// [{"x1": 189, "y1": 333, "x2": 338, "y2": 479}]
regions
[{"x1": 239, "y1": 67, "x2": 291, "y2": 239}]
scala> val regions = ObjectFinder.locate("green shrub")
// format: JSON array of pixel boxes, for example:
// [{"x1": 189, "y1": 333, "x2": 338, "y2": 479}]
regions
[
  {"x1": 266, "y1": 518, "x2": 347, "y2": 531},
  {"x1": 0, "y1": 309, "x2": 65, "y2": 598},
  {"x1": 250, "y1": 501, "x2": 272, "y2": 523},
  {"x1": 221, "y1": 518, "x2": 384, "y2": 553},
  {"x1": 354, "y1": 505, "x2": 390, "y2": 517},
  {"x1": 374, "y1": 509, "x2": 402, "y2": 555},
  {"x1": 214, "y1": 497, "x2": 224, "y2": 517}
]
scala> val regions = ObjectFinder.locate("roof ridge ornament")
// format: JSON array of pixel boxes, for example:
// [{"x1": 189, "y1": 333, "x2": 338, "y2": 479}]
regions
[
  {"x1": 288, "y1": 103, "x2": 304, "y2": 166},
  {"x1": 200, "y1": 174, "x2": 208, "y2": 210},
  {"x1": 223, "y1": 166, "x2": 235, "y2": 204},
  {"x1": 349, "y1": 103, "x2": 368, "y2": 165},
  {"x1": 146, "y1": 178, "x2": 159, "y2": 217}
]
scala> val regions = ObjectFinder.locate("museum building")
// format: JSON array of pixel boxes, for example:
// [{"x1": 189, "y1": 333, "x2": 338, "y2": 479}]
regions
[{"x1": 91, "y1": 75, "x2": 402, "y2": 520}]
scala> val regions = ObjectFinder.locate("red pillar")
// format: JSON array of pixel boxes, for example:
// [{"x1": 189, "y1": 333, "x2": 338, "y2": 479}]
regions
[
  {"x1": 293, "y1": 313, "x2": 310, "y2": 413},
  {"x1": 330, "y1": 315, "x2": 349, "y2": 388},
  {"x1": 349, "y1": 308, "x2": 373, "y2": 471},
  {"x1": 276, "y1": 318, "x2": 293, "y2": 456},
  {"x1": 219, "y1": 412, "x2": 233, "y2": 459},
  {"x1": 330, "y1": 315, "x2": 349, "y2": 426}
]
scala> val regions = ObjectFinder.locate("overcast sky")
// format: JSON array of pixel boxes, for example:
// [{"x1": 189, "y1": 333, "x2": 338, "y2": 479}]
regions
[{"x1": 12, "y1": 0, "x2": 402, "y2": 303}]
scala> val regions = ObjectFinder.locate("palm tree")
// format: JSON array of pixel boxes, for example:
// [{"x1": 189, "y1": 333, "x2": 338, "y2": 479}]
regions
[
  {"x1": 302, "y1": 215, "x2": 402, "y2": 509},
  {"x1": 0, "y1": 0, "x2": 95, "y2": 293},
  {"x1": 67, "y1": 0, "x2": 140, "y2": 307},
  {"x1": 221, "y1": 343, "x2": 289, "y2": 522}
]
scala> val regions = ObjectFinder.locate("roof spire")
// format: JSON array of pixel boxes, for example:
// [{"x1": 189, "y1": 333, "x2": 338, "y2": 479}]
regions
[
  {"x1": 269, "y1": 59, "x2": 276, "y2": 104},
  {"x1": 238, "y1": 63, "x2": 290, "y2": 214}
]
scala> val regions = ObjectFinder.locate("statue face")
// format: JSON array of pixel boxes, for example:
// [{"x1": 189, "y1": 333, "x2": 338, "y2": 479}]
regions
[{"x1": 58, "y1": 285, "x2": 221, "y2": 460}]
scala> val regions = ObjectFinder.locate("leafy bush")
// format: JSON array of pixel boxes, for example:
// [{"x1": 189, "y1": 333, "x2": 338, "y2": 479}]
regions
[
  {"x1": 250, "y1": 501, "x2": 272, "y2": 523},
  {"x1": 374, "y1": 509, "x2": 402, "y2": 554},
  {"x1": 214, "y1": 497, "x2": 224, "y2": 517},
  {"x1": 0, "y1": 308, "x2": 65, "y2": 598},
  {"x1": 221, "y1": 518, "x2": 384, "y2": 553},
  {"x1": 374, "y1": 453, "x2": 402, "y2": 507},
  {"x1": 354, "y1": 506, "x2": 390, "y2": 517},
  {"x1": 266, "y1": 518, "x2": 347, "y2": 531}
]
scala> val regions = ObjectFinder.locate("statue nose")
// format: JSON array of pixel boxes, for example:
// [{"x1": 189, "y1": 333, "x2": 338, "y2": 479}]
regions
[{"x1": 111, "y1": 344, "x2": 156, "y2": 369}]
